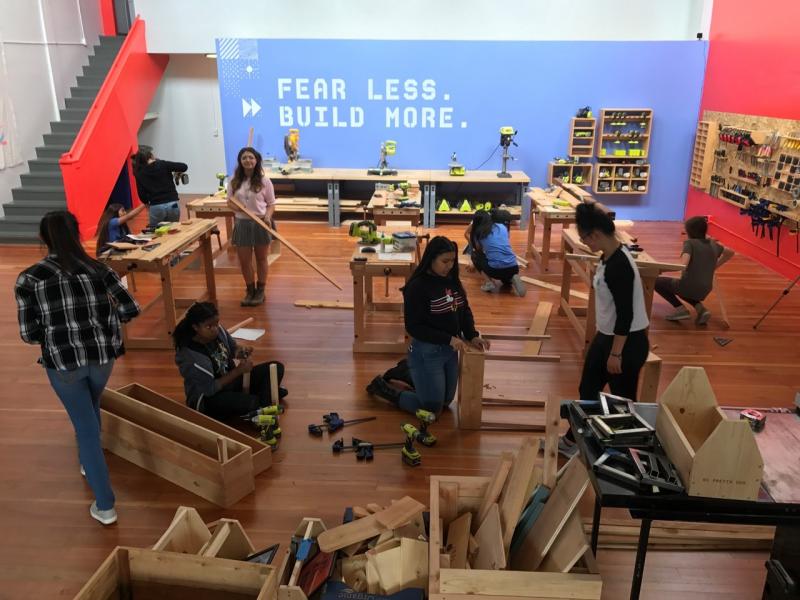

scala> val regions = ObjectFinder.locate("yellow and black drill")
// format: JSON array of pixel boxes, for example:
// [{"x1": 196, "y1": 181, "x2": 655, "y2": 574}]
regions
[
  {"x1": 401, "y1": 424, "x2": 422, "y2": 466},
  {"x1": 414, "y1": 409, "x2": 437, "y2": 446},
  {"x1": 249, "y1": 414, "x2": 281, "y2": 448}
]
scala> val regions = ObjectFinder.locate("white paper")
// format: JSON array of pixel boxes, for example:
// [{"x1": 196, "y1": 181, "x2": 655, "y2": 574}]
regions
[
  {"x1": 231, "y1": 328, "x2": 266, "y2": 341},
  {"x1": 378, "y1": 252, "x2": 413, "y2": 261}
]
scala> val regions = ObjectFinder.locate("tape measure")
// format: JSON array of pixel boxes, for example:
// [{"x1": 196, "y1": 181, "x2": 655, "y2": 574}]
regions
[{"x1": 739, "y1": 409, "x2": 766, "y2": 432}]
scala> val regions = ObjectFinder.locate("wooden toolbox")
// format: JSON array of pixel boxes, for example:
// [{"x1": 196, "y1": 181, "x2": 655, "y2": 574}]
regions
[
  {"x1": 152, "y1": 506, "x2": 257, "y2": 560},
  {"x1": 100, "y1": 388, "x2": 256, "y2": 507},
  {"x1": 655, "y1": 367, "x2": 764, "y2": 501},
  {"x1": 429, "y1": 463, "x2": 602, "y2": 600},
  {"x1": 116, "y1": 383, "x2": 272, "y2": 475},
  {"x1": 72, "y1": 546, "x2": 278, "y2": 600}
]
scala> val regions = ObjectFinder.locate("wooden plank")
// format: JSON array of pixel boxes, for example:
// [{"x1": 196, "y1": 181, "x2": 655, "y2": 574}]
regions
[
  {"x1": 366, "y1": 503, "x2": 383, "y2": 514},
  {"x1": 294, "y1": 299, "x2": 354, "y2": 309},
  {"x1": 317, "y1": 513, "x2": 386, "y2": 553},
  {"x1": 446, "y1": 512, "x2": 472, "y2": 569},
  {"x1": 523, "y1": 301, "x2": 552, "y2": 356},
  {"x1": 375, "y1": 496, "x2": 426, "y2": 529},
  {"x1": 439, "y1": 482, "x2": 459, "y2": 528},
  {"x1": 539, "y1": 511, "x2": 589, "y2": 573},
  {"x1": 472, "y1": 504, "x2": 505, "y2": 570},
  {"x1": 438, "y1": 569, "x2": 601, "y2": 599},
  {"x1": 474, "y1": 452, "x2": 514, "y2": 534},
  {"x1": 484, "y1": 353, "x2": 561, "y2": 363},
  {"x1": 510, "y1": 456, "x2": 590, "y2": 571},
  {"x1": 498, "y1": 437, "x2": 539, "y2": 551},
  {"x1": 457, "y1": 350, "x2": 484, "y2": 430},
  {"x1": 542, "y1": 395, "x2": 560, "y2": 489},
  {"x1": 152, "y1": 506, "x2": 211, "y2": 553},
  {"x1": 521, "y1": 276, "x2": 589, "y2": 300}
]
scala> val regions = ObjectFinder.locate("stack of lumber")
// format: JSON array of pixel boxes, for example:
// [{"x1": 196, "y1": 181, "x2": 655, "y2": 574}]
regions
[
  {"x1": 586, "y1": 518, "x2": 774, "y2": 551},
  {"x1": 316, "y1": 496, "x2": 429, "y2": 596},
  {"x1": 274, "y1": 197, "x2": 363, "y2": 213},
  {"x1": 430, "y1": 438, "x2": 602, "y2": 600}
]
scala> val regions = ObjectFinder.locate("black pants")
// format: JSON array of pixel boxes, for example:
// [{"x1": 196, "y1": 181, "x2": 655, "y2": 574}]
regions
[
  {"x1": 578, "y1": 330, "x2": 649, "y2": 401},
  {"x1": 471, "y1": 251, "x2": 519, "y2": 284},
  {"x1": 202, "y1": 361, "x2": 285, "y2": 420},
  {"x1": 655, "y1": 276, "x2": 703, "y2": 308}
]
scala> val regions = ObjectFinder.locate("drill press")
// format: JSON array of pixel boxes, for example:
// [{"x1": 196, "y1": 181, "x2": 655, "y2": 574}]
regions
[
  {"x1": 497, "y1": 126, "x2": 518, "y2": 178},
  {"x1": 367, "y1": 140, "x2": 398, "y2": 176}
]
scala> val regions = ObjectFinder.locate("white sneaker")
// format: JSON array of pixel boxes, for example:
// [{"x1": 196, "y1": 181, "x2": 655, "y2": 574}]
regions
[
  {"x1": 480, "y1": 281, "x2": 499, "y2": 293},
  {"x1": 511, "y1": 274, "x2": 527, "y2": 297},
  {"x1": 665, "y1": 307, "x2": 691, "y2": 321},
  {"x1": 90, "y1": 501, "x2": 117, "y2": 525},
  {"x1": 80, "y1": 465, "x2": 86, "y2": 477}
]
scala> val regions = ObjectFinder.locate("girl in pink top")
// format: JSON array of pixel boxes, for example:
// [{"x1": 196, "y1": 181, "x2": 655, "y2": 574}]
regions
[{"x1": 226, "y1": 147, "x2": 277, "y2": 306}]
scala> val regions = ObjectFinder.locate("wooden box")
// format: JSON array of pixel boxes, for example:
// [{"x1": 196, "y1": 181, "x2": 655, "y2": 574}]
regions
[
  {"x1": 655, "y1": 367, "x2": 764, "y2": 501},
  {"x1": 429, "y1": 476, "x2": 602, "y2": 600},
  {"x1": 153, "y1": 506, "x2": 257, "y2": 560},
  {"x1": 116, "y1": 383, "x2": 272, "y2": 475},
  {"x1": 73, "y1": 546, "x2": 277, "y2": 600},
  {"x1": 100, "y1": 388, "x2": 255, "y2": 507}
]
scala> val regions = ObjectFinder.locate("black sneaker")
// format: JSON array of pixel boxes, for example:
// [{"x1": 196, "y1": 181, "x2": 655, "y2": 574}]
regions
[{"x1": 366, "y1": 376, "x2": 400, "y2": 406}]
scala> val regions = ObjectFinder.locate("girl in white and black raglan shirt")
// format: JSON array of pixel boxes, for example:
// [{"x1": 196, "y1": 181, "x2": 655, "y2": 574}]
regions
[
  {"x1": 576, "y1": 203, "x2": 650, "y2": 403},
  {"x1": 367, "y1": 236, "x2": 490, "y2": 415}
]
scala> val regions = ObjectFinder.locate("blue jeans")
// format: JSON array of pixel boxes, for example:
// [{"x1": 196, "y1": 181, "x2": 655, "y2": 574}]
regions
[
  {"x1": 148, "y1": 201, "x2": 180, "y2": 227},
  {"x1": 398, "y1": 339, "x2": 459, "y2": 415},
  {"x1": 46, "y1": 361, "x2": 116, "y2": 510}
]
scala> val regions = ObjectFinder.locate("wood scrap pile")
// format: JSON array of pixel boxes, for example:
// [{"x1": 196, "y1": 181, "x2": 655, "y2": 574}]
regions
[{"x1": 430, "y1": 437, "x2": 602, "y2": 600}]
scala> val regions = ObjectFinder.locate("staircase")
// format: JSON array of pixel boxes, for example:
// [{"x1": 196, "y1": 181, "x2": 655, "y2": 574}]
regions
[{"x1": 0, "y1": 35, "x2": 125, "y2": 243}]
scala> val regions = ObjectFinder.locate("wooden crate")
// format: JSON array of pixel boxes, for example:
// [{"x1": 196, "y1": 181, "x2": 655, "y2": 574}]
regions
[
  {"x1": 429, "y1": 476, "x2": 602, "y2": 600},
  {"x1": 73, "y1": 546, "x2": 277, "y2": 600},
  {"x1": 100, "y1": 388, "x2": 255, "y2": 507},
  {"x1": 116, "y1": 383, "x2": 272, "y2": 475},
  {"x1": 153, "y1": 506, "x2": 257, "y2": 560},
  {"x1": 655, "y1": 367, "x2": 764, "y2": 501}
]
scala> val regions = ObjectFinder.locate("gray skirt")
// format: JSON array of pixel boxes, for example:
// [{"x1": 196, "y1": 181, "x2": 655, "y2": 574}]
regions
[{"x1": 231, "y1": 218, "x2": 273, "y2": 247}]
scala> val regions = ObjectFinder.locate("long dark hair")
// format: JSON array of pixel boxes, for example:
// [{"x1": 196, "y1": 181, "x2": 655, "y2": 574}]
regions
[
  {"x1": 132, "y1": 145, "x2": 154, "y2": 175},
  {"x1": 230, "y1": 147, "x2": 264, "y2": 194},
  {"x1": 95, "y1": 203, "x2": 128, "y2": 256},
  {"x1": 575, "y1": 202, "x2": 615, "y2": 237},
  {"x1": 39, "y1": 211, "x2": 100, "y2": 274},
  {"x1": 173, "y1": 301, "x2": 219, "y2": 349},
  {"x1": 405, "y1": 236, "x2": 464, "y2": 293},
  {"x1": 470, "y1": 210, "x2": 494, "y2": 245}
]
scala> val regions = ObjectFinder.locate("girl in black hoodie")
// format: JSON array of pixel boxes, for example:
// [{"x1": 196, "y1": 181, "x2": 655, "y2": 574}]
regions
[{"x1": 368, "y1": 236, "x2": 489, "y2": 414}]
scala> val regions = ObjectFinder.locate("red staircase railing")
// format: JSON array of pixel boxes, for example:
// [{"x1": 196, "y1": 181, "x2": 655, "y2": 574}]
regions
[{"x1": 59, "y1": 18, "x2": 168, "y2": 238}]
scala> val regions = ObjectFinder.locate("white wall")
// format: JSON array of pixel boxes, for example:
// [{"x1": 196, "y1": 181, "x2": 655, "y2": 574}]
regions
[
  {"x1": 134, "y1": 0, "x2": 714, "y2": 54},
  {"x1": 0, "y1": 0, "x2": 102, "y2": 208},
  {"x1": 137, "y1": 54, "x2": 225, "y2": 195}
]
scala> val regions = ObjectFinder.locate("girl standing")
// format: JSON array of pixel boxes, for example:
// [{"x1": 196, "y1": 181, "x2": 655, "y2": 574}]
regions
[
  {"x1": 15, "y1": 211, "x2": 141, "y2": 525},
  {"x1": 368, "y1": 236, "x2": 489, "y2": 415},
  {"x1": 131, "y1": 145, "x2": 188, "y2": 227},
  {"x1": 226, "y1": 147, "x2": 277, "y2": 307}
]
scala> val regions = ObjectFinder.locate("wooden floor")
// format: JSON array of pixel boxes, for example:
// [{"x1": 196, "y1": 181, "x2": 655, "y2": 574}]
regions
[{"x1": 1, "y1": 206, "x2": 798, "y2": 599}]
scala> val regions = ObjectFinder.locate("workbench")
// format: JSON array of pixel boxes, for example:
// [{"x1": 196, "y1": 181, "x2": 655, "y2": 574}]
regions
[
  {"x1": 186, "y1": 195, "x2": 281, "y2": 272},
  {"x1": 102, "y1": 219, "x2": 218, "y2": 350},
  {"x1": 366, "y1": 187, "x2": 423, "y2": 226},
  {"x1": 558, "y1": 227, "x2": 683, "y2": 353},
  {"x1": 349, "y1": 247, "x2": 416, "y2": 354},
  {"x1": 567, "y1": 402, "x2": 800, "y2": 600},
  {"x1": 525, "y1": 188, "x2": 579, "y2": 272}
]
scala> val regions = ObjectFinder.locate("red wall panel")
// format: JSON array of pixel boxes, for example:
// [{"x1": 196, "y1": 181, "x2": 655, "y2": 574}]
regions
[{"x1": 685, "y1": 0, "x2": 800, "y2": 277}]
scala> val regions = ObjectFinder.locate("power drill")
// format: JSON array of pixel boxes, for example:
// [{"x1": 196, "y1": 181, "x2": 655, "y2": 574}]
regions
[
  {"x1": 215, "y1": 173, "x2": 227, "y2": 193},
  {"x1": 414, "y1": 409, "x2": 437, "y2": 446},
  {"x1": 250, "y1": 414, "x2": 281, "y2": 448},
  {"x1": 241, "y1": 405, "x2": 283, "y2": 419},
  {"x1": 401, "y1": 424, "x2": 422, "y2": 467}
]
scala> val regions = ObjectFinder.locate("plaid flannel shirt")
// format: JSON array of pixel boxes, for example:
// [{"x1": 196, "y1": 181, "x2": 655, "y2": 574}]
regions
[{"x1": 15, "y1": 257, "x2": 141, "y2": 370}]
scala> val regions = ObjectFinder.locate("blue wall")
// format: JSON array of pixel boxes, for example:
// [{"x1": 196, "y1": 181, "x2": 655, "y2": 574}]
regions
[{"x1": 216, "y1": 39, "x2": 707, "y2": 220}]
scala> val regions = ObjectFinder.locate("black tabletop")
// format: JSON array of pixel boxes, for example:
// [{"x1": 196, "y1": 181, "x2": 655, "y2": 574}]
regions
[{"x1": 567, "y1": 402, "x2": 800, "y2": 525}]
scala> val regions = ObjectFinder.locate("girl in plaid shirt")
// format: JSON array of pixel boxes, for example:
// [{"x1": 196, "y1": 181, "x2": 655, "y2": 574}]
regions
[{"x1": 15, "y1": 211, "x2": 140, "y2": 525}]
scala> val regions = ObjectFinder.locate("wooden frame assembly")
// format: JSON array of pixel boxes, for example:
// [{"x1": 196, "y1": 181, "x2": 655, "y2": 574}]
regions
[
  {"x1": 100, "y1": 388, "x2": 256, "y2": 507},
  {"x1": 525, "y1": 187, "x2": 579, "y2": 272}
]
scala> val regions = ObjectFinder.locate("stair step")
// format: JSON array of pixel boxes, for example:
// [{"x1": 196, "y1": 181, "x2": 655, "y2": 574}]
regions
[
  {"x1": 65, "y1": 96, "x2": 93, "y2": 110},
  {"x1": 70, "y1": 85, "x2": 99, "y2": 98},
  {"x1": 36, "y1": 144, "x2": 69, "y2": 159},
  {"x1": 76, "y1": 75, "x2": 106, "y2": 87},
  {"x1": 43, "y1": 132, "x2": 76, "y2": 146},
  {"x1": 50, "y1": 120, "x2": 83, "y2": 134},
  {"x1": 20, "y1": 172, "x2": 64, "y2": 187},
  {"x1": 99, "y1": 35, "x2": 126, "y2": 46},
  {"x1": 82, "y1": 64, "x2": 111, "y2": 79},
  {"x1": 60, "y1": 108, "x2": 89, "y2": 121},
  {"x1": 90, "y1": 45, "x2": 122, "y2": 58},
  {"x1": 27, "y1": 158, "x2": 62, "y2": 173},
  {"x1": 0, "y1": 224, "x2": 43, "y2": 243},
  {"x1": 12, "y1": 186, "x2": 66, "y2": 203},
  {"x1": 0, "y1": 214, "x2": 50, "y2": 226},
  {"x1": 3, "y1": 199, "x2": 68, "y2": 217}
]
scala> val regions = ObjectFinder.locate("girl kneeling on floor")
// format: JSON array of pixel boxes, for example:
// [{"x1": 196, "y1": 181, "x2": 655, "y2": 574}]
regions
[
  {"x1": 468, "y1": 210, "x2": 526, "y2": 296},
  {"x1": 174, "y1": 302, "x2": 286, "y2": 419},
  {"x1": 367, "y1": 236, "x2": 490, "y2": 415}
]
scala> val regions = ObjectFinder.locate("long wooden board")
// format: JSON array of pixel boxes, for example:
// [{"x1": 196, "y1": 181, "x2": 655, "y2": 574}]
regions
[
  {"x1": 294, "y1": 299, "x2": 354, "y2": 309},
  {"x1": 523, "y1": 301, "x2": 552, "y2": 356},
  {"x1": 539, "y1": 511, "x2": 590, "y2": 573},
  {"x1": 318, "y1": 497, "x2": 424, "y2": 552},
  {"x1": 473, "y1": 452, "x2": 513, "y2": 534},
  {"x1": 472, "y1": 504, "x2": 505, "y2": 570},
  {"x1": 498, "y1": 437, "x2": 538, "y2": 551},
  {"x1": 521, "y1": 276, "x2": 589, "y2": 300},
  {"x1": 438, "y1": 569, "x2": 601, "y2": 599}
]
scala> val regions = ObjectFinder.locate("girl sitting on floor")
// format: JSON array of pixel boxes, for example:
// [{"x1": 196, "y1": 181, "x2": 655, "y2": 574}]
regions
[
  {"x1": 94, "y1": 202, "x2": 146, "y2": 256},
  {"x1": 174, "y1": 302, "x2": 286, "y2": 419}
]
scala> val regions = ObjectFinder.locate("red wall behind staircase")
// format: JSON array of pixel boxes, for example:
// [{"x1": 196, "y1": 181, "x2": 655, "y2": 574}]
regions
[
  {"x1": 59, "y1": 18, "x2": 168, "y2": 238},
  {"x1": 685, "y1": 0, "x2": 800, "y2": 278}
]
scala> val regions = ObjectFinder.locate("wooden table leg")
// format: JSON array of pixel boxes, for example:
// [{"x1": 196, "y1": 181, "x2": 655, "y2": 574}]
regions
[
  {"x1": 641, "y1": 271, "x2": 656, "y2": 319},
  {"x1": 161, "y1": 263, "x2": 178, "y2": 340},
  {"x1": 225, "y1": 215, "x2": 235, "y2": 255},
  {"x1": 558, "y1": 237, "x2": 572, "y2": 316},
  {"x1": 365, "y1": 275, "x2": 374, "y2": 307},
  {"x1": 201, "y1": 234, "x2": 218, "y2": 304},
  {"x1": 541, "y1": 218, "x2": 553, "y2": 272},
  {"x1": 352, "y1": 271, "x2": 366, "y2": 349},
  {"x1": 526, "y1": 209, "x2": 537, "y2": 260},
  {"x1": 457, "y1": 349, "x2": 484, "y2": 430}
]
